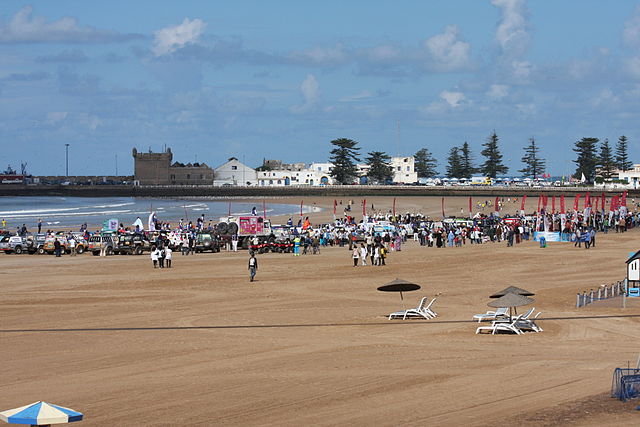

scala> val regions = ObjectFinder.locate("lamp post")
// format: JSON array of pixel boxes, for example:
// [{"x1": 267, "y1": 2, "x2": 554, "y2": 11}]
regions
[{"x1": 65, "y1": 144, "x2": 70, "y2": 177}]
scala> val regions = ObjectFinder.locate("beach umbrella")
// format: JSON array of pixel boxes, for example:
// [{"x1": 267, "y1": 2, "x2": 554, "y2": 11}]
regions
[
  {"x1": 489, "y1": 286, "x2": 535, "y2": 298},
  {"x1": 377, "y1": 278, "x2": 421, "y2": 301},
  {"x1": 0, "y1": 401, "x2": 83, "y2": 426},
  {"x1": 487, "y1": 293, "x2": 534, "y2": 321}
]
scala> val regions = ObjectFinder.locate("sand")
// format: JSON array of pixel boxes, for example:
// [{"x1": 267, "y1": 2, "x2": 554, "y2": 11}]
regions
[{"x1": 1, "y1": 196, "x2": 640, "y2": 426}]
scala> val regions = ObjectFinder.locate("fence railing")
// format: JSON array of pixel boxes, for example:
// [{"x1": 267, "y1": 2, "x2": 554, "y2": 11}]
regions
[{"x1": 576, "y1": 280, "x2": 627, "y2": 308}]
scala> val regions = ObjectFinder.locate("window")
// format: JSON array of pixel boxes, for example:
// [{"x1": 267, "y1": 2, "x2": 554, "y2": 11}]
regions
[
  {"x1": 406, "y1": 166, "x2": 410, "y2": 171},
  {"x1": 231, "y1": 165, "x2": 238, "y2": 170},
  {"x1": 186, "y1": 174, "x2": 190, "y2": 179},
  {"x1": 277, "y1": 180, "x2": 281, "y2": 184},
  {"x1": 170, "y1": 174, "x2": 175, "y2": 179},
  {"x1": 397, "y1": 166, "x2": 401, "y2": 171}
]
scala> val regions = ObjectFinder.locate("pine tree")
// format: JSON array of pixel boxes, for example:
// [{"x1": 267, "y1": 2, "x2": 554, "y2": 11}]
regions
[
  {"x1": 365, "y1": 151, "x2": 393, "y2": 184},
  {"x1": 328, "y1": 138, "x2": 360, "y2": 184},
  {"x1": 598, "y1": 138, "x2": 615, "y2": 180},
  {"x1": 519, "y1": 137, "x2": 546, "y2": 179},
  {"x1": 480, "y1": 132, "x2": 509, "y2": 178},
  {"x1": 572, "y1": 137, "x2": 599, "y2": 183},
  {"x1": 414, "y1": 148, "x2": 438, "y2": 178},
  {"x1": 616, "y1": 135, "x2": 633, "y2": 172},
  {"x1": 459, "y1": 142, "x2": 476, "y2": 179},
  {"x1": 446, "y1": 146, "x2": 463, "y2": 178}
]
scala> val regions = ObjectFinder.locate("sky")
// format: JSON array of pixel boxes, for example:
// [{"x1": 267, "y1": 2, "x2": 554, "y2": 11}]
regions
[{"x1": 2, "y1": 0, "x2": 640, "y2": 176}]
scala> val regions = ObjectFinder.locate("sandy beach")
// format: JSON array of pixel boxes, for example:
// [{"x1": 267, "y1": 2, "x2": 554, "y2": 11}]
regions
[{"x1": 1, "y1": 196, "x2": 640, "y2": 426}]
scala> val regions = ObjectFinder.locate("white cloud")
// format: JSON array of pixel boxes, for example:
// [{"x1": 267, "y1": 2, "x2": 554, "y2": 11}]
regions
[
  {"x1": 290, "y1": 44, "x2": 348, "y2": 66},
  {"x1": 424, "y1": 25, "x2": 471, "y2": 71},
  {"x1": 46, "y1": 111, "x2": 68, "y2": 124},
  {"x1": 492, "y1": 0, "x2": 530, "y2": 59},
  {"x1": 339, "y1": 90, "x2": 373, "y2": 102},
  {"x1": 291, "y1": 74, "x2": 320, "y2": 114},
  {"x1": 0, "y1": 6, "x2": 139, "y2": 43},
  {"x1": 439, "y1": 90, "x2": 466, "y2": 107},
  {"x1": 487, "y1": 84, "x2": 509, "y2": 99},
  {"x1": 590, "y1": 88, "x2": 619, "y2": 108},
  {"x1": 511, "y1": 60, "x2": 532, "y2": 81},
  {"x1": 153, "y1": 18, "x2": 207, "y2": 56},
  {"x1": 626, "y1": 56, "x2": 640, "y2": 79},
  {"x1": 624, "y1": 6, "x2": 640, "y2": 48}
]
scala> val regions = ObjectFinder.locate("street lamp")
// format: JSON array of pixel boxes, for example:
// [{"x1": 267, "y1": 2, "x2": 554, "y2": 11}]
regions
[{"x1": 65, "y1": 144, "x2": 70, "y2": 177}]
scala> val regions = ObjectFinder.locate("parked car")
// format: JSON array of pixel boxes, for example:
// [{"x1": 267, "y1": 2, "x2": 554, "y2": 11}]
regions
[
  {"x1": 194, "y1": 232, "x2": 221, "y2": 253},
  {"x1": 43, "y1": 234, "x2": 86, "y2": 255},
  {"x1": 0, "y1": 235, "x2": 35, "y2": 254},
  {"x1": 88, "y1": 233, "x2": 118, "y2": 256},
  {"x1": 114, "y1": 233, "x2": 150, "y2": 255}
]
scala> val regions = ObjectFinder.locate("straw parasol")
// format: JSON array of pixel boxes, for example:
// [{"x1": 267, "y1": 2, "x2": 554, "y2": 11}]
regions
[
  {"x1": 487, "y1": 293, "x2": 534, "y2": 321},
  {"x1": 489, "y1": 286, "x2": 535, "y2": 298},
  {"x1": 377, "y1": 278, "x2": 420, "y2": 301}
]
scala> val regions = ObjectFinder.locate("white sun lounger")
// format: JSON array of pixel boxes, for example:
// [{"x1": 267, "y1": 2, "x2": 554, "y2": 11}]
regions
[
  {"x1": 476, "y1": 315, "x2": 524, "y2": 335},
  {"x1": 516, "y1": 311, "x2": 543, "y2": 332},
  {"x1": 388, "y1": 297, "x2": 437, "y2": 320},
  {"x1": 472, "y1": 307, "x2": 509, "y2": 323}
]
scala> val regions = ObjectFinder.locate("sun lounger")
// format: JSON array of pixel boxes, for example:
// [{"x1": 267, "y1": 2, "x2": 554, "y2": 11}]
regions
[
  {"x1": 516, "y1": 311, "x2": 543, "y2": 332},
  {"x1": 472, "y1": 307, "x2": 509, "y2": 323},
  {"x1": 388, "y1": 297, "x2": 437, "y2": 320},
  {"x1": 476, "y1": 315, "x2": 523, "y2": 335}
]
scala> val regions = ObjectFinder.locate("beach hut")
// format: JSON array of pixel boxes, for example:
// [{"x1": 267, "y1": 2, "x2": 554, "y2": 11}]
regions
[{"x1": 0, "y1": 401, "x2": 83, "y2": 426}]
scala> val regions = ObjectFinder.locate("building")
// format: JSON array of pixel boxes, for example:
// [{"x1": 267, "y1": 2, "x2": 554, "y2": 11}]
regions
[
  {"x1": 390, "y1": 156, "x2": 418, "y2": 184},
  {"x1": 214, "y1": 157, "x2": 257, "y2": 186},
  {"x1": 615, "y1": 165, "x2": 640, "y2": 189},
  {"x1": 132, "y1": 147, "x2": 214, "y2": 185}
]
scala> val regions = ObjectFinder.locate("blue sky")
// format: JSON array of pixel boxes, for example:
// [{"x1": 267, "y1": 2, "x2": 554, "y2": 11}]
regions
[{"x1": 2, "y1": 0, "x2": 640, "y2": 176}]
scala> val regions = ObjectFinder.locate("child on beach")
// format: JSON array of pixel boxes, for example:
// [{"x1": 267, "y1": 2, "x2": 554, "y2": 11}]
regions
[{"x1": 151, "y1": 247, "x2": 159, "y2": 268}]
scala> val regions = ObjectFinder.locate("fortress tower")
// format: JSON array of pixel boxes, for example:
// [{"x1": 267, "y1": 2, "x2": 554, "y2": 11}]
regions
[{"x1": 132, "y1": 147, "x2": 172, "y2": 185}]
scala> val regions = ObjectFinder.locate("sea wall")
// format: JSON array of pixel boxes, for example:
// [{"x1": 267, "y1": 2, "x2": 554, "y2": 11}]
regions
[{"x1": 0, "y1": 184, "x2": 637, "y2": 198}]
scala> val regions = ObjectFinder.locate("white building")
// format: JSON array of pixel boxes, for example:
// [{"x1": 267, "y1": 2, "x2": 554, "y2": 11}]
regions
[
  {"x1": 391, "y1": 156, "x2": 417, "y2": 184},
  {"x1": 616, "y1": 165, "x2": 640, "y2": 189},
  {"x1": 257, "y1": 164, "x2": 333, "y2": 186},
  {"x1": 214, "y1": 157, "x2": 257, "y2": 186}
]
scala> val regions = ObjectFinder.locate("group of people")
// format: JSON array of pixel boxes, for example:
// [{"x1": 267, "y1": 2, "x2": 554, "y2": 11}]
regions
[
  {"x1": 351, "y1": 243, "x2": 387, "y2": 267},
  {"x1": 150, "y1": 245, "x2": 173, "y2": 268}
]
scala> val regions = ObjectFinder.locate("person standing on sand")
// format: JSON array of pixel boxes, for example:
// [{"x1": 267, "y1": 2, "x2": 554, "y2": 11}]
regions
[
  {"x1": 359, "y1": 243, "x2": 367, "y2": 266},
  {"x1": 151, "y1": 246, "x2": 159, "y2": 268},
  {"x1": 37, "y1": 218, "x2": 42, "y2": 234},
  {"x1": 68, "y1": 236, "x2": 76, "y2": 256},
  {"x1": 165, "y1": 246, "x2": 172, "y2": 268},
  {"x1": 352, "y1": 246, "x2": 359, "y2": 267},
  {"x1": 248, "y1": 253, "x2": 258, "y2": 282},
  {"x1": 54, "y1": 238, "x2": 62, "y2": 257}
]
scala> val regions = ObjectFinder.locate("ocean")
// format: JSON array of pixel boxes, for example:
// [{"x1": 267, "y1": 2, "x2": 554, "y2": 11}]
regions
[{"x1": 0, "y1": 196, "x2": 311, "y2": 230}]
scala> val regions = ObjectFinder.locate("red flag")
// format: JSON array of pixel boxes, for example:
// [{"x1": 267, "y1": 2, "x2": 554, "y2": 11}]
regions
[
  {"x1": 560, "y1": 195, "x2": 565, "y2": 214},
  {"x1": 602, "y1": 193, "x2": 606, "y2": 211},
  {"x1": 333, "y1": 199, "x2": 337, "y2": 215},
  {"x1": 495, "y1": 196, "x2": 500, "y2": 212},
  {"x1": 441, "y1": 197, "x2": 445, "y2": 217},
  {"x1": 573, "y1": 194, "x2": 581, "y2": 211},
  {"x1": 622, "y1": 191, "x2": 628, "y2": 206},
  {"x1": 362, "y1": 199, "x2": 366, "y2": 217},
  {"x1": 392, "y1": 197, "x2": 396, "y2": 216},
  {"x1": 585, "y1": 192, "x2": 591, "y2": 207},
  {"x1": 520, "y1": 195, "x2": 527, "y2": 211},
  {"x1": 552, "y1": 196, "x2": 556, "y2": 214},
  {"x1": 542, "y1": 195, "x2": 548, "y2": 210},
  {"x1": 611, "y1": 196, "x2": 619, "y2": 211}
]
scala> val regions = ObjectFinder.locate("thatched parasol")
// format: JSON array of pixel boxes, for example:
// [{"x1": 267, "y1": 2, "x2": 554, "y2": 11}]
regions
[
  {"x1": 489, "y1": 286, "x2": 535, "y2": 298},
  {"x1": 487, "y1": 293, "x2": 534, "y2": 320}
]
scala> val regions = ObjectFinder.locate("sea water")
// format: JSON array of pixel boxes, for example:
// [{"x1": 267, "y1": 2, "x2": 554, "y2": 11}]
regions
[{"x1": 0, "y1": 196, "x2": 310, "y2": 230}]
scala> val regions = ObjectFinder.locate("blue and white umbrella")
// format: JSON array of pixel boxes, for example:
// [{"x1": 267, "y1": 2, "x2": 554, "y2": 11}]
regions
[{"x1": 0, "y1": 401, "x2": 83, "y2": 426}]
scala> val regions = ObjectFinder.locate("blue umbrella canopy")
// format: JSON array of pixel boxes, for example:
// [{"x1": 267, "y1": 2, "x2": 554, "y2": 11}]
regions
[{"x1": 0, "y1": 401, "x2": 83, "y2": 425}]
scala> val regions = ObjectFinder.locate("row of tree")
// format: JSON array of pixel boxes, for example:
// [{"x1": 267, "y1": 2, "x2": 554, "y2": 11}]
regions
[{"x1": 328, "y1": 132, "x2": 633, "y2": 184}]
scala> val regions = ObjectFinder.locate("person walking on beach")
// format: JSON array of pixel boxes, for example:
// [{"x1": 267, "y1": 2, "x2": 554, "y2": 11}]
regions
[
  {"x1": 359, "y1": 243, "x2": 367, "y2": 266},
  {"x1": 53, "y1": 238, "x2": 62, "y2": 257},
  {"x1": 231, "y1": 233, "x2": 238, "y2": 252},
  {"x1": 248, "y1": 253, "x2": 258, "y2": 282},
  {"x1": 151, "y1": 246, "x2": 159, "y2": 268},
  {"x1": 158, "y1": 246, "x2": 166, "y2": 268},
  {"x1": 1, "y1": 218, "x2": 6, "y2": 229},
  {"x1": 165, "y1": 246, "x2": 172, "y2": 268},
  {"x1": 68, "y1": 236, "x2": 76, "y2": 256},
  {"x1": 37, "y1": 219, "x2": 42, "y2": 234},
  {"x1": 352, "y1": 246, "x2": 359, "y2": 266}
]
